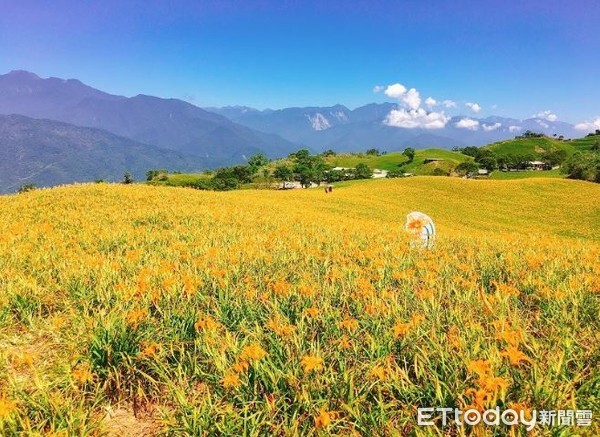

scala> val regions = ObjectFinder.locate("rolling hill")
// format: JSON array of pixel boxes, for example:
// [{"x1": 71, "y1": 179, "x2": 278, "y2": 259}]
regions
[
  {"x1": 481, "y1": 133, "x2": 599, "y2": 159},
  {"x1": 323, "y1": 149, "x2": 472, "y2": 175},
  {"x1": 0, "y1": 114, "x2": 211, "y2": 193}
]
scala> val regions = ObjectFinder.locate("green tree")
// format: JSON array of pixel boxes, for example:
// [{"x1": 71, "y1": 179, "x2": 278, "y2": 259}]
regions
[
  {"x1": 354, "y1": 163, "x2": 372, "y2": 179},
  {"x1": 146, "y1": 169, "x2": 168, "y2": 181},
  {"x1": 247, "y1": 153, "x2": 269, "y2": 173},
  {"x1": 123, "y1": 172, "x2": 134, "y2": 184},
  {"x1": 477, "y1": 155, "x2": 497, "y2": 171},
  {"x1": 459, "y1": 146, "x2": 480, "y2": 157},
  {"x1": 273, "y1": 165, "x2": 294, "y2": 181},
  {"x1": 289, "y1": 149, "x2": 310, "y2": 161},
  {"x1": 542, "y1": 149, "x2": 567, "y2": 166},
  {"x1": 403, "y1": 147, "x2": 415, "y2": 162},
  {"x1": 455, "y1": 161, "x2": 479, "y2": 177},
  {"x1": 366, "y1": 148, "x2": 380, "y2": 156},
  {"x1": 562, "y1": 152, "x2": 600, "y2": 182},
  {"x1": 324, "y1": 169, "x2": 344, "y2": 183},
  {"x1": 289, "y1": 150, "x2": 329, "y2": 187}
]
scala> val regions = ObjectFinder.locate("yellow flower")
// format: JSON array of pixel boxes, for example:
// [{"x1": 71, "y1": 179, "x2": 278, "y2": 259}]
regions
[
  {"x1": 500, "y1": 346, "x2": 531, "y2": 366},
  {"x1": 338, "y1": 335, "x2": 352, "y2": 350},
  {"x1": 301, "y1": 355, "x2": 324, "y2": 373},
  {"x1": 240, "y1": 343, "x2": 268, "y2": 361},
  {"x1": 477, "y1": 375, "x2": 509, "y2": 394},
  {"x1": 368, "y1": 365, "x2": 387, "y2": 382},
  {"x1": 0, "y1": 396, "x2": 17, "y2": 419},
  {"x1": 305, "y1": 307, "x2": 319, "y2": 318},
  {"x1": 141, "y1": 342, "x2": 160, "y2": 359},
  {"x1": 72, "y1": 364, "x2": 94, "y2": 385},
  {"x1": 467, "y1": 359, "x2": 493, "y2": 377},
  {"x1": 195, "y1": 315, "x2": 219, "y2": 331},
  {"x1": 125, "y1": 307, "x2": 148, "y2": 329},
  {"x1": 338, "y1": 317, "x2": 359, "y2": 332},
  {"x1": 406, "y1": 217, "x2": 427, "y2": 233},
  {"x1": 314, "y1": 407, "x2": 333, "y2": 429},
  {"x1": 233, "y1": 360, "x2": 249, "y2": 373},
  {"x1": 393, "y1": 321, "x2": 411, "y2": 338},
  {"x1": 266, "y1": 317, "x2": 295, "y2": 337},
  {"x1": 221, "y1": 372, "x2": 241, "y2": 389}
]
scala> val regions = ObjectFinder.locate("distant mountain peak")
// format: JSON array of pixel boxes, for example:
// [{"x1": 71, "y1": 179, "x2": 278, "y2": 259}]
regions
[{"x1": 7, "y1": 70, "x2": 40, "y2": 79}]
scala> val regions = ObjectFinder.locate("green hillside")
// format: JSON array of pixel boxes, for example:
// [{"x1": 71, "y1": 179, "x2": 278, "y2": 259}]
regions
[
  {"x1": 325, "y1": 149, "x2": 472, "y2": 175},
  {"x1": 566, "y1": 133, "x2": 600, "y2": 151},
  {"x1": 483, "y1": 136, "x2": 575, "y2": 157}
]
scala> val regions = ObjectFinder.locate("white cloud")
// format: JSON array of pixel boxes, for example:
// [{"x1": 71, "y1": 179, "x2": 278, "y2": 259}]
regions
[
  {"x1": 425, "y1": 97, "x2": 437, "y2": 107},
  {"x1": 384, "y1": 107, "x2": 450, "y2": 129},
  {"x1": 482, "y1": 122, "x2": 501, "y2": 131},
  {"x1": 456, "y1": 118, "x2": 480, "y2": 130},
  {"x1": 574, "y1": 117, "x2": 600, "y2": 131},
  {"x1": 373, "y1": 85, "x2": 384, "y2": 93},
  {"x1": 508, "y1": 125, "x2": 522, "y2": 133},
  {"x1": 466, "y1": 102, "x2": 481, "y2": 113},
  {"x1": 535, "y1": 110, "x2": 557, "y2": 122},
  {"x1": 383, "y1": 83, "x2": 421, "y2": 110},
  {"x1": 384, "y1": 83, "x2": 407, "y2": 99},
  {"x1": 442, "y1": 99, "x2": 456, "y2": 108},
  {"x1": 381, "y1": 82, "x2": 449, "y2": 129},
  {"x1": 403, "y1": 88, "x2": 421, "y2": 110}
]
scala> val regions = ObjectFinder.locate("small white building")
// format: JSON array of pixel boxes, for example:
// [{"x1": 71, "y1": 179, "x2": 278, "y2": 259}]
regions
[
  {"x1": 279, "y1": 181, "x2": 319, "y2": 189},
  {"x1": 372, "y1": 168, "x2": 389, "y2": 178},
  {"x1": 527, "y1": 161, "x2": 548, "y2": 170}
]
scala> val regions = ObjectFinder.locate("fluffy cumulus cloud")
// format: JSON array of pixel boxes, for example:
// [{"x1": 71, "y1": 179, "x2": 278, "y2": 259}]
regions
[
  {"x1": 535, "y1": 110, "x2": 557, "y2": 122},
  {"x1": 574, "y1": 117, "x2": 600, "y2": 131},
  {"x1": 508, "y1": 125, "x2": 522, "y2": 133},
  {"x1": 384, "y1": 83, "x2": 407, "y2": 99},
  {"x1": 425, "y1": 97, "x2": 437, "y2": 107},
  {"x1": 465, "y1": 102, "x2": 481, "y2": 113},
  {"x1": 382, "y1": 83, "x2": 449, "y2": 129},
  {"x1": 384, "y1": 83, "x2": 420, "y2": 109},
  {"x1": 385, "y1": 107, "x2": 450, "y2": 129},
  {"x1": 482, "y1": 122, "x2": 501, "y2": 131},
  {"x1": 442, "y1": 100, "x2": 457, "y2": 108},
  {"x1": 373, "y1": 85, "x2": 384, "y2": 93},
  {"x1": 456, "y1": 118, "x2": 480, "y2": 130}
]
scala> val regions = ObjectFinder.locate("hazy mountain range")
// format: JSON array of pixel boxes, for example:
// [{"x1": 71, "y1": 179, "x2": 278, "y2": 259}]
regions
[
  {"x1": 0, "y1": 70, "x2": 297, "y2": 160},
  {"x1": 205, "y1": 105, "x2": 582, "y2": 152},
  {"x1": 0, "y1": 114, "x2": 211, "y2": 194},
  {"x1": 0, "y1": 69, "x2": 586, "y2": 192}
]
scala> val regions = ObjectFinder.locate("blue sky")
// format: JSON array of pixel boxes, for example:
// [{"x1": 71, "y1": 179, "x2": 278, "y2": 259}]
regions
[{"x1": 1, "y1": 0, "x2": 599, "y2": 124}]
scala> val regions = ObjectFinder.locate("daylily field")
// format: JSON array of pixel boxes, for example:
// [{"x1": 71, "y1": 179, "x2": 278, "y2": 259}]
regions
[{"x1": 0, "y1": 178, "x2": 598, "y2": 436}]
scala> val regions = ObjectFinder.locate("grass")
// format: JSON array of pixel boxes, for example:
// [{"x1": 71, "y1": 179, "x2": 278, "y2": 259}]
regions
[
  {"x1": 325, "y1": 149, "x2": 471, "y2": 174},
  {"x1": 149, "y1": 172, "x2": 212, "y2": 187},
  {"x1": 567, "y1": 133, "x2": 600, "y2": 152},
  {"x1": 483, "y1": 137, "x2": 575, "y2": 157},
  {"x1": 0, "y1": 178, "x2": 598, "y2": 435}
]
